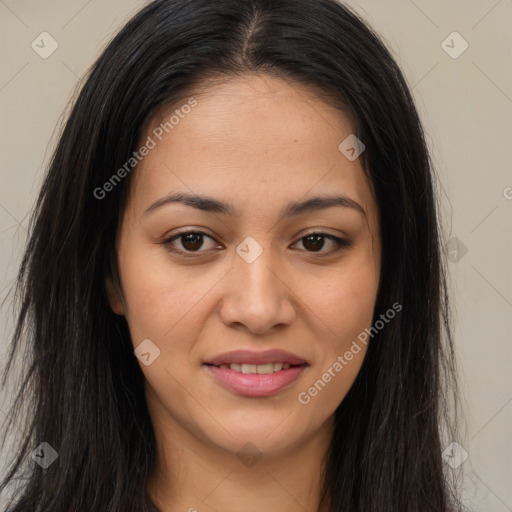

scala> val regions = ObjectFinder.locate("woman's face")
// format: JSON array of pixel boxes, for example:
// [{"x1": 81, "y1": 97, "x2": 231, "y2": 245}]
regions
[{"x1": 107, "y1": 73, "x2": 381, "y2": 458}]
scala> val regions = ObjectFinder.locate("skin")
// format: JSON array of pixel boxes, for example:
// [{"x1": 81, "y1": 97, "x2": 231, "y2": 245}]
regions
[{"x1": 106, "y1": 73, "x2": 381, "y2": 512}]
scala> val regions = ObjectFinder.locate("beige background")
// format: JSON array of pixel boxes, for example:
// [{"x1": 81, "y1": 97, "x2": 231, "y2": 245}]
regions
[{"x1": 0, "y1": 0, "x2": 511, "y2": 510}]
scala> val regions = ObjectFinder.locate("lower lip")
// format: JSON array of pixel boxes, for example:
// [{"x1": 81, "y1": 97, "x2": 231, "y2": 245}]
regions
[{"x1": 204, "y1": 364, "x2": 307, "y2": 397}]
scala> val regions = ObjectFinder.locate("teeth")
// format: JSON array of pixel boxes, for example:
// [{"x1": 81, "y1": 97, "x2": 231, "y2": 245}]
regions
[
  {"x1": 256, "y1": 363, "x2": 274, "y2": 374},
  {"x1": 218, "y1": 362, "x2": 294, "y2": 373},
  {"x1": 241, "y1": 364, "x2": 257, "y2": 374}
]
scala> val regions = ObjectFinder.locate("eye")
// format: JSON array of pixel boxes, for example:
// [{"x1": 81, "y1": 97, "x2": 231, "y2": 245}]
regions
[
  {"x1": 161, "y1": 230, "x2": 351, "y2": 258},
  {"x1": 162, "y1": 230, "x2": 220, "y2": 257},
  {"x1": 292, "y1": 232, "x2": 351, "y2": 254}
]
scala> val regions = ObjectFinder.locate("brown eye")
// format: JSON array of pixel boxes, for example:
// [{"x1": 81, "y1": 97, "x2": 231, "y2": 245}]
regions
[
  {"x1": 295, "y1": 233, "x2": 351, "y2": 254},
  {"x1": 162, "y1": 230, "x2": 350, "y2": 258},
  {"x1": 163, "y1": 230, "x2": 221, "y2": 256}
]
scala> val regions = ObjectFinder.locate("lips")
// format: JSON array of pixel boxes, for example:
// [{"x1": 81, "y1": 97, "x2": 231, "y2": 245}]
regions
[{"x1": 203, "y1": 349, "x2": 308, "y2": 397}]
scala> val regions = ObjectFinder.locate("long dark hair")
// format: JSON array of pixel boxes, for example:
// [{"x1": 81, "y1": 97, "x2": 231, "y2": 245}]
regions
[{"x1": 0, "y1": 0, "x2": 464, "y2": 510}]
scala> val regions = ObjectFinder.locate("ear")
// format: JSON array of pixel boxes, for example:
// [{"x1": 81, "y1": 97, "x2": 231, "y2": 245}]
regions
[{"x1": 105, "y1": 275, "x2": 125, "y2": 315}]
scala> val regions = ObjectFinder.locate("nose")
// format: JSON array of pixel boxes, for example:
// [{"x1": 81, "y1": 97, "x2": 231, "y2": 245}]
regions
[{"x1": 219, "y1": 246, "x2": 296, "y2": 334}]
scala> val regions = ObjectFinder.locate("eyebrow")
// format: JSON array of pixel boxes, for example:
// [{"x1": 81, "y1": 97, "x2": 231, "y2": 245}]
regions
[{"x1": 143, "y1": 191, "x2": 366, "y2": 219}]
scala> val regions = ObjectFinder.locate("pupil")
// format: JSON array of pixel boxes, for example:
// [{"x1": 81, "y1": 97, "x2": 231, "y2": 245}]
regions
[
  {"x1": 182, "y1": 233, "x2": 203, "y2": 251},
  {"x1": 304, "y1": 234, "x2": 324, "y2": 252}
]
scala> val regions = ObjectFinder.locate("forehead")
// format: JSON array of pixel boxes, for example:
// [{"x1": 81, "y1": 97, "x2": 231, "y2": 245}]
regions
[
  {"x1": 128, "y1": 73, "x2": 375, "y2": 219},
  {"x1": 152, "y1": 73, "x2": 353, "y2": 150}
]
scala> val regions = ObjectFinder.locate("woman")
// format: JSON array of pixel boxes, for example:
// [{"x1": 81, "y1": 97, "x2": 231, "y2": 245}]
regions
[{"x1": 0, "y1": 0, "x2": 465, "y2": 510}]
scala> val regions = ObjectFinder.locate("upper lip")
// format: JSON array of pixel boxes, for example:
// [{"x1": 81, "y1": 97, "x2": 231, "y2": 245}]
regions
[{"x1": 204, "y1": 349, "x2": 307, "y2": 366}]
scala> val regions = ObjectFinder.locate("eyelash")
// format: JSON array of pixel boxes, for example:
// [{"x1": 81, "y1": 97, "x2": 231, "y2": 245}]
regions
[{"x1": 161, "y1": 230, "x2": 351, "y2": 258}]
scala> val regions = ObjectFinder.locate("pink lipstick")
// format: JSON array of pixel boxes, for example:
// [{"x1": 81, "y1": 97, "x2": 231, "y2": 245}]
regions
[{"x1": 204, "y1": 349, "x2": 308, "y2": 397}]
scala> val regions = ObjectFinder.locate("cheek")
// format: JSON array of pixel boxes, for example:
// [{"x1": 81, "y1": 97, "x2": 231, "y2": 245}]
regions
[
  {"x1": 339, "y1": 267, "x2": 379, "y2": 337},
  {"x1": 295, "y1": 254, "x2": 378, "y2": 405},
  {"x1": 299, "y1": 258, "x2": 379, "y2": 345},
  {"x1": 116, "y1": 242, "x2": 206, "y2": 345},
  {"x1": 296, "y1": 286, "x2": 373, "y2": 416}
]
